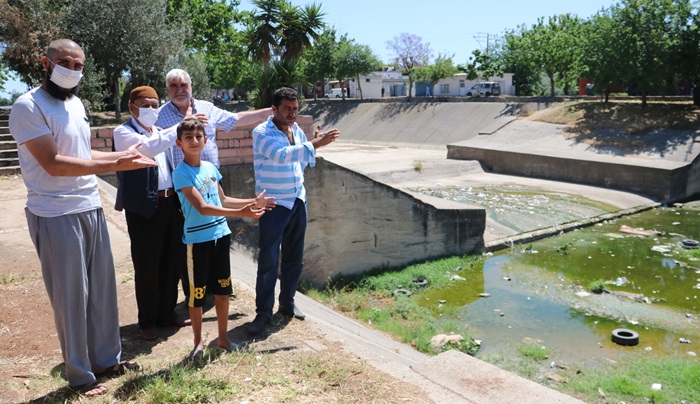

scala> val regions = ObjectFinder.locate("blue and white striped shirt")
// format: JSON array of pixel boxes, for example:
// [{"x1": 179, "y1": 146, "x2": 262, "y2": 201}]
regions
[
  {"x1": 156, "y1": 99, "x2": 238, "y2": 168},
  {"x1": 252, "y1": 117, "x2": 315, "y2": 210}
]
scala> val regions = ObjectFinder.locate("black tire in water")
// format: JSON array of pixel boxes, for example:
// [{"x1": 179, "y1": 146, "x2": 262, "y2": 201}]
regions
[{"x1": 611, "y1": 328, "x2": 639, "y2": 346}]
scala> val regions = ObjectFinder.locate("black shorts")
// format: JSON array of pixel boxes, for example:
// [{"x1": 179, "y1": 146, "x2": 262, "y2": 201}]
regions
[{"x1": 185, "y1": 234, "x2": 232, "y2": 307}]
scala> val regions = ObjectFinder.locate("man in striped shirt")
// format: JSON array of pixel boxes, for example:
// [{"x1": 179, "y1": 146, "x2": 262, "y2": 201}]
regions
[{"x1": 246, "y1": 87, "x2": 340, "y2": 335}]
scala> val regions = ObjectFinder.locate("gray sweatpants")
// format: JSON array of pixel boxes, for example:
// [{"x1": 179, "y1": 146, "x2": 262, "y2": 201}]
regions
[{"x1": 26, "y1": 208, "x2": 122, "y2": 387}]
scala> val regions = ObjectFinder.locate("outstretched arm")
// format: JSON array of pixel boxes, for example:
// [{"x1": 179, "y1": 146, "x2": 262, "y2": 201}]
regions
[
  {"x1": 24, "y1": 134, "x2": 156, "y2": 176},
  {"x1": 220, "y1": 187, "x2": 276, "y2": 210},
  {"x1": 180, "y1": 184, "x2": 265, "y2": 219},
  {"x1": 233, "y1": 108, "x2": 272, "y2": 128}
]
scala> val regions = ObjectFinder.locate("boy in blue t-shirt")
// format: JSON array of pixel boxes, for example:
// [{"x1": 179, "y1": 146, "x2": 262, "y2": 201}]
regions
[{"x1": 172, "y1": 118, "x2": 275, "y2": 360}]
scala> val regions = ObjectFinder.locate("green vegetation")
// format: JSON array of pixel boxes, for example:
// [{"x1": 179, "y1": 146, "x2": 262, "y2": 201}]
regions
[
  {"x1": 588, "y1": 278, "x2": 607, "y2": 294},
  {"x1": 565, "y1": 355, "x2": 700, "y2": 403},
  {"x1": 0, "y1": 273, "x2": 29, "y2": 285},
  {"x1": 306, "y1": 256, "x2": 482, "y2": 356},
  {"x1": 517, "y1": 343, "x2": 550, "y2": 362},
  {"x1": 117, "y1": 365, "x2": 237, "y2": 403}
]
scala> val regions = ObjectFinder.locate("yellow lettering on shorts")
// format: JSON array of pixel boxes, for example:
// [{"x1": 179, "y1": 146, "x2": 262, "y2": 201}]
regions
[{"x1": 218, "y1": 277, "x2": 231, "y2": 288}]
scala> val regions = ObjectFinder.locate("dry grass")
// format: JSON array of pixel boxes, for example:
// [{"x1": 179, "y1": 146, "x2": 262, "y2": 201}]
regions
[{"x1": 527, "y1": 100, "x2": 700, "y2": 135}]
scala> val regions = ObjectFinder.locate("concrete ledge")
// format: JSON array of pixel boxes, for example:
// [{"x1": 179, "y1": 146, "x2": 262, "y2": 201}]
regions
[{"x1": 447, "y1": 145, "x2": 689, "y2": 202}]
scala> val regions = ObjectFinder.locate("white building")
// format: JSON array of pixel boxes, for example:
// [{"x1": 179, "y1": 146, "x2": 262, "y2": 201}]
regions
[
  {"x1": 432, "y1": 73, "x2": 514, "y2": 97},
  {"x1": 331, "y1": 71, "x2": 514, "y2": 99}
]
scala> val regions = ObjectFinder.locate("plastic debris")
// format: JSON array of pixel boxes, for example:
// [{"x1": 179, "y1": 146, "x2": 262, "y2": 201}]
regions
[
  {"x1": 651, "y1": 383, "x2": 662, "y2": 391},
  {"x1": 679, "y1": 338, "x2": 691, "y2": 344}
]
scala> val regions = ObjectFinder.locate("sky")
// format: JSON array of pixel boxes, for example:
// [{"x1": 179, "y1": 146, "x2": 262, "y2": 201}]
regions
[{"x1": 1, "y1": 0, "x2": 617, "y2": 98}]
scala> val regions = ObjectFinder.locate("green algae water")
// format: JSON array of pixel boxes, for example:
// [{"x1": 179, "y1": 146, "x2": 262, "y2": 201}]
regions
[{"x1": 420, "y1": 205, "x2": 700, "y2": 366}]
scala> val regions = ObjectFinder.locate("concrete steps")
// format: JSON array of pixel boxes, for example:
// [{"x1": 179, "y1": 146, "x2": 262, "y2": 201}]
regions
[{"x1": 0, "y1": 110, "x2": 20, "y2": 176}]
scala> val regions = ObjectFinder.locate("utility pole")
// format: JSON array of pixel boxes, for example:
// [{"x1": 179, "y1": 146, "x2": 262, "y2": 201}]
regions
[{"x1": 474, "y1": 32, "x2": 497, "y2": 54}]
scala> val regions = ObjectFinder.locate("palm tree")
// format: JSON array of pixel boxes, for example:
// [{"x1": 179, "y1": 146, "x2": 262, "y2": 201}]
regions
[
  {"x1": 245, "y1": 0, "x2": 283, "y2": 76},
  {"x1": 245, "y1": 0, "x2": 326, "y2": 107},
  {"x1": 280, "y1": 3, "x2": 325, "y2": 61}
]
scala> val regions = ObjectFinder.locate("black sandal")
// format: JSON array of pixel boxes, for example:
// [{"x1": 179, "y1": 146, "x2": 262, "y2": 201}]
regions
[{"x1": 95, "y1": 360, "x2": 140, "y2": 378}]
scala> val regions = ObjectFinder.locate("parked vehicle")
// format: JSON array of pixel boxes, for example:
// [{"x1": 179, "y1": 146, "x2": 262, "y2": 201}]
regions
[
  {"x1": 466, "y1": 82, "x2": 501, "y2": 97},
  {"x1": 324, "y1": 88, "x2": 344, "y2": 98}
]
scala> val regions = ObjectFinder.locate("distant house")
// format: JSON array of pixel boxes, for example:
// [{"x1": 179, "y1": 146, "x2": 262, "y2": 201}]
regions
[
  {"x1": 433, "y1": 73, "x2": 514, "y2": 97},
  {"x1": 324, "y1": 71, "x2": 513, "y2": 99}
]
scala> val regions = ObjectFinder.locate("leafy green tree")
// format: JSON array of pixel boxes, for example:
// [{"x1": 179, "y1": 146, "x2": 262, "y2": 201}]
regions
[
  {"x1": 334, "y1": 35, "x2": 381, "y2": 100},
  {"x1": 301, "y1": 27, "x2": 337, "y2": 99},
  {"x1": 0, "y1": 0, "x2": 63, "y2": 87},
  {"x1": 673, "y1": 3, "x2": 700, "y2": 105},
  {"x1": 459, "y1": 49, "x2": 501, "y2": 83},
  {"x1": 386, "y1": 33, "x2": 432, "y2": 98},
  {"x1": 0, "y1": 62, "x2": 7, "y2": 93},
  {"x1": 501, "y1": 25, "x2": 542, "y2": 96},
  {"x1": 583, "y1": 11, "x2": 626, "y2": 101},
  {"x1": 529, "y1": 14, "x2": 585, "y2": 96},
  {"x1": 166, "y1": 0, "x2": 248, "y2": 91},
  {"x1": 63, "y1": 0, "x2": 186, "y2": 119},
  {"x1": 609, "y1": 0, "x2": 690, "y2": 106},
  {"x1": 415, "y1": 53, "x2": 457, "y2": 94}
]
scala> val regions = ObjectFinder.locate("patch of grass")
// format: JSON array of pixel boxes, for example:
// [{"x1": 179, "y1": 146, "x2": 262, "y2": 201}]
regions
[
  {"x1": 312, "y1": 256, "x2": 482, "y2": 356},
  {"x1": 565, "y1": 355, "x2": 700, "y2": 403},
  {"x1": 517, "y1": 344, "x2": 550, "y2": 362},
  {"x1": 589, "y1": 278, "x2": 607, "y2": 294},
  {"x1": 116, "y1": 364, "x2": 238, "y2": 403},
  {"x1": 0, "y1": 274, "x2": 28, "y2": 285}
]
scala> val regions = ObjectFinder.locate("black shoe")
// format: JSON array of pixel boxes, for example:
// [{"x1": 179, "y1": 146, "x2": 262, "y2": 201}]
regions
[
  {"x1": 245, "y1": 315, "x2": 270, "y2": 335},
  {"x1": 277, "y1": 305, "x2": 306, "y2": 320}
]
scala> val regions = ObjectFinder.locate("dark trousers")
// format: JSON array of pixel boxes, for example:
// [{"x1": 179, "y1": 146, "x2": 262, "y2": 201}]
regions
[
  {"x1": 256, "y1": 198, "x2": 307, "y2": 319},
  {"x1": 125, "y1": 196, "x2": 185, "y2": 329}
]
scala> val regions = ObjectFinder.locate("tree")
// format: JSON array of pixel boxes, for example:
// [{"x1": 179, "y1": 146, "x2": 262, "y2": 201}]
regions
[
  {"x1": 0, "y1": 62, "x2": 7, "y2": 93},
  {"x1": 167, "y1": 0, "x2": 248, "y2": 91},
  {"x1": 528, "y1": 14, "x2": 585, "y2": 97},
  {"x1": 609, "y1": 0, "x2": 689, "y2": 106},
  {"x1": 672, "y1": 2, "x2": 699, "y2": 105},
  {"x1": 501, "y1": 25, "x2": 542, "y2": 96},
  {"x1": 244, "y1": 0, "x2": 326, "y2": 107},
  {"x1": 386, "y1": 33, "x2": 432, "y2": 98},
  {"x1": 301, "y1": 27, "x2": 337, "y2": 99},
  {"x1": 63, "y1": 0, "x2": 186, "y2": 119},
  {"x1": 415, "y1": 53, "x2": 457, "y2": 94},
  {"x1": 583, "y1": 10, "x2": 627, "y2": 102},
  {"x1": 334, "y1": 35, "x2": 381, "y2": 100},
  {"x1": 459, "y1": 49, "x2": 501, "y2": 83},
  {"x1": 0, "y1": 0, "x2": 63, "y2": 87}
]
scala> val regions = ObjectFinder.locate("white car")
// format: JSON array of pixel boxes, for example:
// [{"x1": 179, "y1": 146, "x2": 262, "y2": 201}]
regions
[
  {"x1": 324, "y1": 88, "x2": 344, "y2": 98},
  {"x1": 466, "y1": 82, "x2": 501, "y2": 97}
]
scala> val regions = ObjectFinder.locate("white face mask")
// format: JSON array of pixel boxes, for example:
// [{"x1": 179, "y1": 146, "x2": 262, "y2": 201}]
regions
[
  {"x1": 48, "y1": 59, "x2": 83, "y2": 89},
  {"x1": 136, "y1": 107, "x2": 159, "y2": 127}
]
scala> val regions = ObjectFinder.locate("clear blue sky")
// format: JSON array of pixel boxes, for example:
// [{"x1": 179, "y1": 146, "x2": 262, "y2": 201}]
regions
[
  {"x1": 1, "y1": 0, "x2": 616, "y2": 98},
  {"x1": 241, "y1": 0, "x2": 616, "y2": 63}
]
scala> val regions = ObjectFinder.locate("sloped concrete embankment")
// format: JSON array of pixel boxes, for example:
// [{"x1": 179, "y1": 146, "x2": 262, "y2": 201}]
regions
[
  {"x1": 219, "y1": 159, "x2": 486, "y2": 287},
  {"x1": 300, "y1": 100, "x2": 521, "y2": 149}
]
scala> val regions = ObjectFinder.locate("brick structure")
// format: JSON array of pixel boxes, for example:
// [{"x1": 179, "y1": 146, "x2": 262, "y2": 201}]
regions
[{"x1": 90, "y1": 115, "x2": 314, "y2": 167}]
